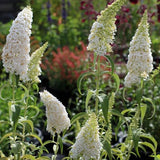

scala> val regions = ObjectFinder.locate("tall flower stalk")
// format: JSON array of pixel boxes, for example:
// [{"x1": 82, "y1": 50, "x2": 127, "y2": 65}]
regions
[
  {"x1": 40, "y1": 90, "x2": 70, "y2": 159},
  {"x1": 124, "y1": 10, "x2": 153, "y2": 88},
  {"x1": 87, "y1": 0, "x2": 126, "y2": 55},
  {"x1": 123, "y1": 11, "x2": 157, "y2": 160},
  {"x1": 2, "y1": 7, "x2": 32, "y2": 82},
  {"x1": 28, "y1": 42, "x2": 48, "y2": 83},
  {"x1": 86, "y1": 0, "x2": 126, "y2": 115},
  {"x1": 74, "y1": 0, "x2": 126, "y2": 159},
  {"x1": 39, "y1": 90, "x2": 70, "y2": 135},
  {"x1": 70, "y1": 113, "x2": 102, "y2": 160}
]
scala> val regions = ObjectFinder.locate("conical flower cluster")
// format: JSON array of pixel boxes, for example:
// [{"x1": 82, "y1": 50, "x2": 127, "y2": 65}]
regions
[
  {"x1": 39, "y1": 90, "x2": 70, "y2": 134},
  {"x1": 28, "y1": 42, "x2": 48, "y2": 83},
  {"x1": 124, "y1": 11, "x2": 153, "y2": 88},
  {"x1": 2, "y1": 7, "x2": 32, "y2": 81},
  {"x1": 87, "y1": 0, "x2": 126, "y2": 55},
  {"x1": 70, "y1": 113, "x2": 102, "y2": 160}
]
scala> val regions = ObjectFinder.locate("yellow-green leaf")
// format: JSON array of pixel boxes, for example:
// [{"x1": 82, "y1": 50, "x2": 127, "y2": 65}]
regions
[{"x1": 0, "y1": 132, "x2": 13, "y2": 143}]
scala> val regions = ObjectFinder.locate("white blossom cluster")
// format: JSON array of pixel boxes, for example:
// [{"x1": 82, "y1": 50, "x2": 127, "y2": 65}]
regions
[
  {"x1": 2, "y1": 7, "x2": 32, "y2": 81},
  {"x1": 39, "y1": 90, "x2": 70, "y2": 134},
  {"x1": 87, "y1": 22, "x2": 108, "y2": 56},
  {"x1": 70, "y1": 113, "x2": 102, "y2": 160},
  {"x1": 124, "y1": 11, "x2": 153, "y2": 88},
  {"x1": 28, "y1": 42, "x2": 48, "y2": 83},
  {"x1": 87, "y1": 0, "x2": 126, "y2": 55}
]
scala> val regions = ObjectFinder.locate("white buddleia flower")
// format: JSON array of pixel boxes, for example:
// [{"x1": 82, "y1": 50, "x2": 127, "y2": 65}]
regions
[
  {"x1": 70, "y1": 113, "x2": 102, "y2": 160},
  {"x1": 87, "y1": 0, "x2": 126, "y2": 55},
  {"x1": 39, "y1": 90, "x2": 70, "y2": 134},
  {"x1": 2, "y1": 6, "x2": 32, "y2": 81},
  {"x1": 28, "y1": 42, "x2": 48, "y2": 83},
  {"x1": 124, "y1": 11, "x2": 153, "y2": 88}
]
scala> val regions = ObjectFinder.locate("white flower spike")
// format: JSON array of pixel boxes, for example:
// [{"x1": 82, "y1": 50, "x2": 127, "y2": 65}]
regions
[
  {"x1": 70, "y1": 113, "x2": 102, "y2": 160},
  {"x1": 87, "y1": 0, "x2": 126, "y2": 55},
  {"x1": 39, "y1": 90, "x2": 70, "y2": 134},
  {"x1": 2, "y1": 7, "x2": 32, "y2": 82},
  {"x1": 124, "y1": 10, "x2": 153, "y2": 88},
  {"x1": 28, "y1": 42, "x2": 48, "y2": 83}
]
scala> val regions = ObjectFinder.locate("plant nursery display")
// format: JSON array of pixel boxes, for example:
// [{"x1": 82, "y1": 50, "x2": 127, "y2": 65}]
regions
[{"x1": 1, "y1": 0, "x2": 160, "y2": 160}]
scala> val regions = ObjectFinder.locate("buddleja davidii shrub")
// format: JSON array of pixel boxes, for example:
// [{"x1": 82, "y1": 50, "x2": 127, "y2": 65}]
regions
[
  {"x1": 118, "y1": 10, "x2": 157, "y2": 160},
  {"x1": 67, "y1": 0, "x2": 127, "y2": 159},
  {"x1": 0, "y1": 6, "x2": 71, "y2": 160},
  {"x1": 67, "y1": 1, "x2": 158, "y2": 160}
]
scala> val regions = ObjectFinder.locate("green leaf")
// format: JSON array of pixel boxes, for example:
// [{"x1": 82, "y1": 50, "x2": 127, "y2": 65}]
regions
[
  {"x1": 85, "y1": 89, "x2": 94, "y2": 112},
  {"x1": 103, "y1": 140, "x2": 112, "y2": 160},
  {"x1": 112, "y1": 73, "x2": 120, "y2": 93},
  {"x1": 136, "y1": 88, "x2": 143, "y2": 105},
  {"x1": 122, "y1": 88, "x2": 129, "y2": 102},
  {"x1": 111, "y1": 109, "x2": 125, "y2": 120},
  {"x1": 26, "y1": 133, "x2": 42, "y2": 145},
  {"x1": 8, "y1": 101, "x2": 12, "y2": 122},
  {"x1": 102, "y1": 96, "x2": 109, "y2": 124},
  {"x1": 140, "y1": 133, "x2": 157, "y2": 150},
  {"x1": 21, "y1": 154, "x2": 36, "y2": 160},
  {"x1": 142, "y1": 97, "x2": 156, "y2": 119},
  {"x1": 12, "y1": 105, "x2": 21, "y2": 127},
  {"x1": 115, "y1": 119, "x2": 124, "y2": 139},
  {"x1": 28, "y1": 105, "x2": 40, "y2": 118},
  {"x1": 138, "y1": 144, "x2": 147, "y2": 154},
  {"x1": 140, "y1": 142, "x2": 156, "y2": 156},
  {"x1": 18, "y1": 83, "x2": 29, "y2": 98},
  {"x1": 58, "y1": 135, "x2": 63, "y2": 154},
  {"x1": 0, "y1": 83, "x2": 10, "y2": 101},
  {"x1": 36, "y1": 157, "x2": 50, "y2": 160},
  {"x1": 62, "y1": 139, "x2": 74, "y2": 145},
  {"x1": 140, "y1": 103, "x2": 147, "y2": 125},
  {"x1": 105, "y1": 55, "x2": 114, "y2": 75},
  {"x1": 32, "y1": 83, "x2": 39, "y2": 93},
  {"x1": 121, "y1": 108, "x2": 136, "y2": 115},
  {"x1": 155, "y1": 155, "x2": 160, "y2": 160},
  {"x1": 20, "y1": 120, "x2": 34, "y2": 132},
  {"x1": 77, "y1": 71, "x2": 95, "y2": 94},
  {"x1": 71, "y1": 112, "x2": 88, "y2": 125},
  {"x1": 0, "y1": 120, "x2": 9, "y2": 125},
  {"x1": 132, "y1": 129, "x2": 141, "y2": 157},
  {"x1": 0, "y1": 132, "x2": 13, "y2": 143}
]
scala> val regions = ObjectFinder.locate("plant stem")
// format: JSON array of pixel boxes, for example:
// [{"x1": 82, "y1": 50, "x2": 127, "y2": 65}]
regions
[
  {"x1": 11, "y1": 74, "x2": 16, "y2": 138},
  {"x1": 52, "y1": 133, "x2": 59, "y2": 160},
  {"x1": 22, "y1": 82, "x2": 31, "y2": 154},
  {"x1": 10, "y1": 74, "x2": 18, "y2": 159},
  {"x1": 17, "y1": 152, "x2": 20, "y2": 160},
  {"x1": 95, "y1": 56, "x2": 100, "y2": 115},
  {"x1": 125, "y1": 104, "x2": 140, "y2": 160}
]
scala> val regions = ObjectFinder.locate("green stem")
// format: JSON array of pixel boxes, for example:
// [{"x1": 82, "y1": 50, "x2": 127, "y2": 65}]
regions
[
  {"x1": 17, "y1": 152, "x2": 21, "y2": 160},
  {"x1": 125, "y1": 104, "x2": 141, "y2": 160},
  {"x1": 22, "y1": 83, "x2": 31, "y2": 159},
  {"x1": 95, "y1": 56, "x2": 100, "y2": 115},
  {"x1": 125, "y1": 80, "x2": 144, "y2": 160},
  {"x1": 22, "y1": 82, "x2": 31, "y2": 154},
  {"x1": 52, "y1": 133, "x2": 59, "y2": 160},
  {"x1": 11, "y1": 74, "x2": 16, "y2": 137},
  {"x1": 125, "y1": 142, "x2": 134, "y2": 160},
  {"x1": 10, "y1": 74, "x2": 18, "y2": 159}
]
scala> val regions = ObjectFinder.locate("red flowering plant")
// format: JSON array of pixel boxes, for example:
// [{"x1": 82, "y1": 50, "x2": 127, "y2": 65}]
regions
[
  {"x1": 80, "y1": 0, "x2": 99, "y2": 22},
  {"x1": 41, "y1": 42, "x2": 87, "y2": 85}
]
